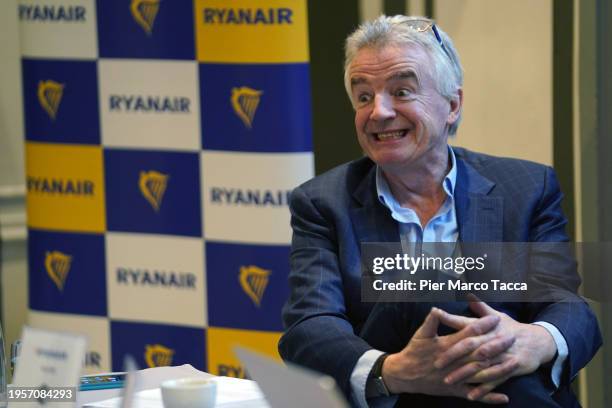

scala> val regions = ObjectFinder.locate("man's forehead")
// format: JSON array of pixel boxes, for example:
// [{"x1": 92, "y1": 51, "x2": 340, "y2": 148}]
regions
[
  {"x1": 348, "y1": 44, "x2": 429, "y2": 82},
  {"x1": 352, "y1": 42, "x2": 429, "y2": 64}
]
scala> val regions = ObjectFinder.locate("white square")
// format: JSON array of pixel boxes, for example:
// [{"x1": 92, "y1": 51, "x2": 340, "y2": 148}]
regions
[
  {"x1": 201, "y1": 151, "x2": 314, "y2": 244},
  {"x1": 28, "y1": 311, "x2": 110, "y2": 374},
  {"x1": 99, "y1": 59, "x2": 200, "y2": 151},
  {"x1": 19, "y1": 0, "x2": 98, "y2": 59},
  {"x1": 106, "y1": 232, "x2": 207, "y2": 327}
]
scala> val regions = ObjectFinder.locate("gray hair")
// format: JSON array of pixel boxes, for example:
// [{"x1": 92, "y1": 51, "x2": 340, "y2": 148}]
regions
[{"x1": 344, "y1": 15, "x2": 464, "y2": 135}]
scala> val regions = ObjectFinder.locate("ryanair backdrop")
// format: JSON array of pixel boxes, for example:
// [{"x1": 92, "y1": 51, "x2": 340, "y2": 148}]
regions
[
  {"x1": 205, "y1": 242, "x2": 289, "y2": 331},
  {"x1": 98, "y1": 59, "x2": 200, "y2": 151},
  {"x1": 195, "y1": 0, "x2": 308, "y2": 63},
  {"x1": 18, "y1": 0, "x2": 98, "y2": 59},
  {"x1": 28, "y1": 229, "x2": 106, "y2": 316},
  {"x1": 106, "y1": 232, "x2": 206, "y2": 327},
  {"x1": 201, "y1": 151, "x2": 313, "y2": 244},
  {"x1": 110, "y1": 321, "x2": 205, "y2": 372},
  {"x1": 200, "y1": 63, "x2": 312, "y2": 152},
  {"x1": 26, "y1": 142, "x2": 105, "y2": 232},
  {"x1": 21, "y1": 0, "x2": 314, "y2": 370},
  {"x1": 104, "y1": 149, "x2": 201, "y2": 237},
  {"x1": 207, "y1": 327, "x2": 281, "y2": 378},
  {"x1": 22, "y1": 59, "x2": 99, "y2": 145},
  {"x1": 97, "y1": 0, "x2": 194, "y2": 59}
]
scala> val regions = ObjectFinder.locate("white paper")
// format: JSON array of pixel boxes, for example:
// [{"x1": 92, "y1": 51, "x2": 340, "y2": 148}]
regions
[{"x1": 11, "y1": 326, "x2": 87, "y2": 408}]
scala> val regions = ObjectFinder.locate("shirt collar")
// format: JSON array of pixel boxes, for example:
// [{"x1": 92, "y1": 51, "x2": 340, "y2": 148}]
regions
[{"x1": 376, "y1": 145, "x2": 457, "y2": 209}]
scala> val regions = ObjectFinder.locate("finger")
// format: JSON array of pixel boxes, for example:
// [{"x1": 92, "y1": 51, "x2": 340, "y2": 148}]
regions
[
  {"x1": 435, "y1": 332, "x2": 496, "y2": 369},
  {"x1": 469, "y1": 358, "x2": 519, "y2": 384},
  {"x1": 473, "y1": 335, "x2": 516, "y2": 360},
  {"x1": 478, "y1": 392, "x2": 509, "y2": 405},
  {"x1": 435, "y1": 317, "x2": 500, "y2": 368},
  {"x1": 456, "y1": 385, "x2": 508, "y2": 405},
  {"x1": 414, "y1": 307, "x2": 441, "y2": 338},
  {"x1": 436, "y1": 308, "x2": 475, "y2": 331},
  {"x1": 456, "y1": 315, "x2": 500, "y2": 340},
  {"x1": 469, "y1": 299, "x2": 499, "y2": 317},
  {"x1": 468, "y1": 378, "x2": 509, "y2": 401},
  {"x1": 444, "y1": 360, "x2": 492, "y2": 384}
]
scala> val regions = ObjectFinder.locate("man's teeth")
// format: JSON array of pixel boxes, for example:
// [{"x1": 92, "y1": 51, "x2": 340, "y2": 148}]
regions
[{"x1": 376, "y1": 130, "x2": 405, "y2": 140}]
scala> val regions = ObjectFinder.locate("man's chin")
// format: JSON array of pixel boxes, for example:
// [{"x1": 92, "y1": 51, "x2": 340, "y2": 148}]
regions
[
  {"x1": 371, "y1": 157, "x2": 414, "y2": 172},
  {"x1": 369, "y1": 150, "x2": 416, "y2": 167}
]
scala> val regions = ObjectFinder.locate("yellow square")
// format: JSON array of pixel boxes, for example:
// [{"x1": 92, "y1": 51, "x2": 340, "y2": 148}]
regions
[
  {"x1": 26, "y1": 142, "x2": 106, "y2": 233},
  {"x1": 195, "y1": 0, "x2": 309, "y2": 63},
  {"x1": 207, "y1": 327, "x2": 281, "y2": 377}
]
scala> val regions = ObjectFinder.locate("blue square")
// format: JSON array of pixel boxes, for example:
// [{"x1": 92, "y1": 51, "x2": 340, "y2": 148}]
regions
[
  {"x1": 97, "y1": 0, "x2": 195, "y2": 60},
  {"x1": 22, "y1": 59, "x2": 100, "y2": 145},
  {"x1": 206, "y1": 242, "x2": 290, "y2": 331},
  {"x1": 200, "y1": 63, "x2": 312, "y2": 152},
  {"x1": 104, "y1": 149, "x2": 201, "y2": 237},
  {"x1": 28, "y1": 229, "x2": 106, "y2": 316},
  {"x1": 110, "y1": 321, "x2": 205, "y2": 371}
]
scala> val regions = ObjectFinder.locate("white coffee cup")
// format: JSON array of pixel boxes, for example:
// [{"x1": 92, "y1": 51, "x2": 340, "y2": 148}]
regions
[{"x1": 161, "y1": 377, "x2": 217, "y2": 408}]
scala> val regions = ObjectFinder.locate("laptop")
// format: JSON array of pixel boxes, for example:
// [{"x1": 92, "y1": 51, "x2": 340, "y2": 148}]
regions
[{"x1": 234, "y1": 346, "x2": 349, "y2": 408}]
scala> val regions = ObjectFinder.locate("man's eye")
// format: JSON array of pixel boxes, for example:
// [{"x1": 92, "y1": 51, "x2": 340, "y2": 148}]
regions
[
  {"x1": 396, "y1": 89, "x2": 412, "y2": 97},
  {"x1": 357, "y1": 94, "x2": 372, "y2": 104}
]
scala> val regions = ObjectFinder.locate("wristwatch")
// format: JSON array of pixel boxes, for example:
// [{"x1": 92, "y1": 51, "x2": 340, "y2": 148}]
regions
[{"x1": 365, "y1": 353, "x2": 391, "y2": 398}]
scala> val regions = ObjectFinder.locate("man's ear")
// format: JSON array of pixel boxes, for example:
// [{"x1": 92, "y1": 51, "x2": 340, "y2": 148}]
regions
[{"x1": 447, "y1": 88, "x2": 463, "y2": 125}]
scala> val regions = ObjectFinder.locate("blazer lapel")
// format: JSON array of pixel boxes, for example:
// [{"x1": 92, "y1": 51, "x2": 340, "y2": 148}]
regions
[
  {"x1": 348, "y1": 153, "x2": 504, "y2": 244},
  {"x1": 349, "y1": 165, "x2": 400, "y2": 243},
  {"x1": 454, "y1": 156, "x2": 503, "y2": 243}
]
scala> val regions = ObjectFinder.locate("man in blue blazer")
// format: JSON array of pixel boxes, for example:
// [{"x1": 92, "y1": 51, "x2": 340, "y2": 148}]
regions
[{"x1": 279, "y1": 15, "x2": 601, "y2": 407}]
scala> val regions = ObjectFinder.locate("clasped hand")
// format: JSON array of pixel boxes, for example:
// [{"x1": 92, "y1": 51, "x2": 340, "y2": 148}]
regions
[{"x1": 381, "y1": 300, "x2": 556, "y2": 404}]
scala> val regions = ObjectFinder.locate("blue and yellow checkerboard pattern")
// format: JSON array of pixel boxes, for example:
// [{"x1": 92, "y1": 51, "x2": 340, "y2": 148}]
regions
[{"x1": 21, "y1": 0, "x2": 313, "y2": 375}]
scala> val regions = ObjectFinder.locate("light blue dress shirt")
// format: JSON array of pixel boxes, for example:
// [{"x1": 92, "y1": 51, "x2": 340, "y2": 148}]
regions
[{"x1": 350, "y1": 147, "x2": 568, "y2": 408}]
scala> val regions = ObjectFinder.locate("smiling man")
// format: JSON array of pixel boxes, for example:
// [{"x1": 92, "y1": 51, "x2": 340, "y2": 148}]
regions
[{"x1": 279, "y1": 15, "x2": 601, "y2": 407}]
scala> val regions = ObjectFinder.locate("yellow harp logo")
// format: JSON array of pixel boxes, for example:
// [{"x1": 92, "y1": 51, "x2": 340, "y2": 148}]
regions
[
  {"x1": 130, "y1": 0, "x2": 160, "y2": 35},
  {"x1": 38, "y1": 80, "x2": 64, "y2": 120},
  {"x1": 139, "y1": 170, "x2": 169, "y2": 211},
  {"x1": 239, "y1": 265, "x2": 271, "y2": 307},
  {"x1": 231, "y1": 87, "x2": 263, "y2": 129},
  {"x1": 144, "y1": 344, "x2": 174, "y2": 368},
  {"x1": 45, "y1": 251, "x2": 72, "y2": 291}
]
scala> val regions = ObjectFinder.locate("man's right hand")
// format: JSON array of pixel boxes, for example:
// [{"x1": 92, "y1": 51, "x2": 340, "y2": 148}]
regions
[{"x1": 381, "y1": 307, "x2": 517, "y2": 404}]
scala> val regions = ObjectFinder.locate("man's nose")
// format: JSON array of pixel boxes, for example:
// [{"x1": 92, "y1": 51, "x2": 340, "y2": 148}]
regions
[{"x1": 370, "y1": 94, "x2": 396, "y2": 121}]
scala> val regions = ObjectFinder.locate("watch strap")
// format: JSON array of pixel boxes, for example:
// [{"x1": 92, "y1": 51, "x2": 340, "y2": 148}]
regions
[{"x1": 365, "y1": 353, "x2": 391, "y2": 398}]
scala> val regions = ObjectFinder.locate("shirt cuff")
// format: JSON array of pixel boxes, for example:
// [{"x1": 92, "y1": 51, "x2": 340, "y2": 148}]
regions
[
  {"x1": 532, "y1": 321, "x2": 568, "y2": 388},
  {"x1": 350, "y1": 349, "x2": 398, "y2": 408}
]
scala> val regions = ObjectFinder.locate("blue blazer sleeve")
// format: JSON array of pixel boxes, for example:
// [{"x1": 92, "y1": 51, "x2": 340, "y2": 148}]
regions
[{"x1": 279, "y1": 184, "x2": 372, "y2": 396}]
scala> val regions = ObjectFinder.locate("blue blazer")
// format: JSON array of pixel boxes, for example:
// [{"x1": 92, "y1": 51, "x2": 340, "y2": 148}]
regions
[{"x1": 279, "y1": 147, "x2": 602, "y2": 398}]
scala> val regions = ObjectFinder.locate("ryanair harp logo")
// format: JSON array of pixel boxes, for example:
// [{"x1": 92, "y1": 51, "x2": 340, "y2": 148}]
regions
[
  {"x1": 139, "y1": 170, "x2": 169, "y2": 211},
  {"x1": 239, "y1": 265, "x2": 270, "y2": 307},
  {"x1": 45, "y1": 251, "x2": 72, "y2": 291},
  {"x1": 38, "y1": 80, "x2": 64, "y2": 120},
  {"x1": 131, "y1": 0, "x2": 160, "y2": 35},
  {"x1": 231, "y1": 87, "x2": 263, "y2": 129},
  {"x1": 144, "y1": 344, "x2": 174, "y2": 367}
]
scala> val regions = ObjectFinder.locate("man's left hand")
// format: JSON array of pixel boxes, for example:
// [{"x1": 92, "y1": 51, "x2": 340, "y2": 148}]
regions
[{"x1": 433, "y1": 299, "x2": 557, "y2": 401}]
